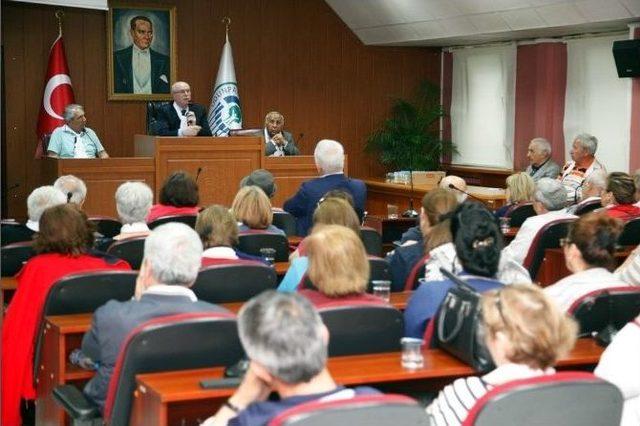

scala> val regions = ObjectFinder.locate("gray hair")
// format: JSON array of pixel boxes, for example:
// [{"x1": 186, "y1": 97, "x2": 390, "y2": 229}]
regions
[
  {"x1": 115, "y1": 181, "x2": 153, "y2": 224},
  {"x1": 27, "y1": 186, "x2": 67, "y2": 222},
  {"x1": 584, "y1": 169, "x2": 607, "y2": 191},
  {"x1": 530, "y1": 137, "x2": 552, "y2": 156},
  {"x1": 314, "y1": 139, "x2": 344, "y2": 174},
  {"x1": 534, "y1": 178, "x2": 567, "y2": 211},
  {"x1": 63, "y1": 104, "x2": 84, "y2": 122},
  {"x1": 238, "y1": 291, "x2": 326, "y2": 384},
  {"x1": 143, "y1": 223, "x2": 203, "y2": 286},
  {"x1": 53, "y1": 175, "x2": 87, "y2": 205},
  {"x1": 440, "y1": 175, "x2": 467, "y2": 203},
  {"x1": 574, "y1": 133, "x2": 598, "y2": 155}
]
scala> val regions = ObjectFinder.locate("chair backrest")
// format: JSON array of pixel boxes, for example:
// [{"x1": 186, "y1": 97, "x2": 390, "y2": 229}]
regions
[
  {"x1": 237, "y1": 232, "x2": 289, "y2": 262},
  {"x1": 1, "y1": 241, "x2": 35, "y2": 276},
  {"x1": 462, "y1": 372, "x2": 623, "y2": 426},
  {"x1": 1, "y1": 221, "x2": 35, "y2": 246},
  {"x1": 89, "y1": 216, "x2": 122, "y2": 238},
  {"x1": 568, "y1": 286, "x2": 640, "y2": 337},
  {"x1": 192, "y1": 261, "x2": 278, "y2": 303},
  {"x1": 269, "y1": 394, "x2": 429, "y2": 426},
  {"x1": 618, "y1": 217, "x2": 640, "y2": 246},
  {"x1": 272, "y1": 211, "x2": 297, "y2": 237},
  {"x1": 522, "y1": 218, "x2": 575, "y2": 280},
  {"x1": 504, "y1": 203, "x2": 536, "y2": 228},
  {"x1": 148, "y1": 214, "x2": 198, "y2": 230},
  {"x1": 573, "y1": 197, "x2": 602, "y2": 216},
  {"x1": 103, "y1": 312, "x2": 243, "y2": 425},
  {"x1": 318, "y1": 304, "x2": 403, "y2": 356},
  {"x1": 33, "y1": 270, "x2": 138, "y2": 387},
  {"x1": 404, "y1": 254, "x2": 430, "y2": 291},
  {"x1": 360, "y1": 227, "x2": 382, "y2": 257},
  {"x1": 146, "y1": 101, "x2": 171, "y2": 135},
  {"x1": 106, "y1": 236, "x2": 146, "y2": 269}
]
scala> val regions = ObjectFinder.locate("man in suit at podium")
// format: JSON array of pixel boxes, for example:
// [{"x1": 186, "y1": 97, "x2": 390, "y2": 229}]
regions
[
  {"x1": 47, "y1": 104, "x2": 109, "y2": 159},
  {"x1": 113, "y1": 16, "x2": 170, "y2": 94},
  {"x1": 154, "y1": 81, "x2": 212, "y2": 137},
  {"x1": 284, "y1": 139, "x2": 366, "y2": 236},
  {"x1": 263, "y1": 111, "x2": 300, "y2": 157}
]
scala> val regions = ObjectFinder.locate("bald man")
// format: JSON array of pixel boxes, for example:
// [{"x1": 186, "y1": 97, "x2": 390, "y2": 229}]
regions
[
  {"x1": 263, "y1": 111, "x2": 299, "y2": 156},
  {"x1": 153, "y1": 82, "x2": 212, "y2": 137},
  {"x1": 440, "y1": 175, "x2": 468, "y2": 203}
]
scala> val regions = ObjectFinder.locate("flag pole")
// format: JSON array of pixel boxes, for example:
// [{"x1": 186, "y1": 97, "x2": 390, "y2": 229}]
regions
[{"x1": 55, "y1": 10, "x2": 64, "y2": 38}]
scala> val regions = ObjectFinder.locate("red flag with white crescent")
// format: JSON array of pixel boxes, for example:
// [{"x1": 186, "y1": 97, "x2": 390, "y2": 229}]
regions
[{"x1": 35, "y1": 35, "x2": 75, "y2": 157}]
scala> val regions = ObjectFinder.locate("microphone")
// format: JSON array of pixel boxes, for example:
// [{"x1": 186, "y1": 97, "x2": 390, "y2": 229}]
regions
[
  {"x1": 186, "y1": 111, "x2": 196, "y2": 126},
  {"x1": 448, "y1": 183, "x2": 483, "y2": 203},
  {"x1": 195, "y1": 167, "x2": 203, "y2": 183},
  {"x1": 67, "y1": 192, "x2": 73, "y2": 203}
]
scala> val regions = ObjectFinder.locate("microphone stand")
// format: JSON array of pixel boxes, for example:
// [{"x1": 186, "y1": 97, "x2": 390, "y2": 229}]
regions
[{"x1": 402, "y1": 156, "x2": 418, "y2": 218}]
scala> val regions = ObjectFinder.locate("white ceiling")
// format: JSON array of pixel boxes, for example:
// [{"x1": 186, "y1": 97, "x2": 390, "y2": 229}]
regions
[{"x1": 324, "y1": 0, "x2": 640, "y2": 46}]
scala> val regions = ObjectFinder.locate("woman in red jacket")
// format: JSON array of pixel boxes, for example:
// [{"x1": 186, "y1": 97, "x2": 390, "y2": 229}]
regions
[
  {"x1": 1, "y1": 204, "x2": 130, "y2": 425},
  {"x1": 601, "y1": 172, "x2": 640, "y2": 220}
]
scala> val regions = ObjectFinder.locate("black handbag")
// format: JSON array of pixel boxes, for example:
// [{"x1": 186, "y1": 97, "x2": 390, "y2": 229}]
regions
[{"x1": 433, "y1": 268, "x2": 495, "y2": 373}]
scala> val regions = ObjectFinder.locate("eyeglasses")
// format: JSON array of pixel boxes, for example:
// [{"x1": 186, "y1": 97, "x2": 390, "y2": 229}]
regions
[{"x1": 559, "y1": 237, "x2": 572, "y2": 247}]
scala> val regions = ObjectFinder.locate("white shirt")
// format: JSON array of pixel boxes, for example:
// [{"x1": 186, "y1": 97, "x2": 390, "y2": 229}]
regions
[
  {"x1": 119, "y1": 222, "x2": 150, "y2": 234},
  {"x1": 595, "y1": 319, "x2": 640, "y2": 426},
  {"x1": 144, "y1": 284, "x2": 197, "y2": 302},
  {"x1": 62, "y1": 125, "x2": 89, "y2": 158},
  {"x1": 616, "y1": 246, "x2": 640, "y2": 286},
  {"x1": 560, "y1": 159, "x2": 606, "y2": 204},
  {"x1": 173, "y1": 102, "x2": 190, "y2": 135},
  {"x1": 26, "y1": 220, "x2": 39, "y2": 232},
  {"x1": 501, "y1": 209, "x2": 577, "y2": 266},
  {"x1": 544, "y1": 267, "x2": 629, "y2": 312},
  {"x1": 202, "y1": 246, "x2": 239, "y2": 260},
  {"x1": 132, "y1": 44, "x2": 152, "y2": 94}
]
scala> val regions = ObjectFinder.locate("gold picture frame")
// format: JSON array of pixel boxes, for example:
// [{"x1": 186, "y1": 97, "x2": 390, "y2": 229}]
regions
[{"x1": 107, "y1": 3, "x2": 177, "y2": 101}]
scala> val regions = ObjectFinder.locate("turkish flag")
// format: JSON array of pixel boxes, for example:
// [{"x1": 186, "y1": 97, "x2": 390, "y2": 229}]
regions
[{"x1": 35, "y1": 35, "x2": 75, "y2": 158}]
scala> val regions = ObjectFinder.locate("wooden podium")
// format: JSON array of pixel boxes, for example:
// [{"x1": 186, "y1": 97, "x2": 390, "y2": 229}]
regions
[{"x1": 37, "y1": 136, "x2": 329, "y2": 216}]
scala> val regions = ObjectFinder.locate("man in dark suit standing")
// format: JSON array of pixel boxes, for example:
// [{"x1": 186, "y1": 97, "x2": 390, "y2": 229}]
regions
[
  {"x1": 284, "y1": 139, "x2": 366, "y2": 236},
  {"x1": 79, "y1": 223, "x2": 227, "y2": 410},
  {"x1": 263, "y1": 111, "x2": 300, "y2": 156},
  {"x1": 154, "y1": 81, "x2": 212, "y2": 136},
  {"x1": 113, "y1": 16, "x2": 170, "y2": 94}
]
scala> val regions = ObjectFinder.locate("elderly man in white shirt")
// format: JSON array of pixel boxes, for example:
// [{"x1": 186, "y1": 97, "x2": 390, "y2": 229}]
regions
[{"x1": 502, "y1": 178, "x2": 576, "y2": 265}]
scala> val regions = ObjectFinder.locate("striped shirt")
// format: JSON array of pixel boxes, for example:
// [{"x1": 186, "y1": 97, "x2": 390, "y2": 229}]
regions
[{"x1": 426, "y1": 363, "x2": 554, "y2": 425}]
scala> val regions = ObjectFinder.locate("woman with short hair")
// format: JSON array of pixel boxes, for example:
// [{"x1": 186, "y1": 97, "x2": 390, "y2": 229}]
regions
[
  {"x1": 404, "y1": 202, "x2": 505, "y2": 338},
  {"x1": 601, "y1": 172, "x2": 640, "y2": 220},
  {"x1": 231, "y1": 186, "x2": 285, "y2": 235},
  {"x1": 146, "y1": 171, "x2": 200, "y2": 223},
  {"x1": 545, "y1": 213, "x2": 629, "y2": 311},
  {"x1": 494, "y1": 172, "x2": 535, "y2": 218},
  {"x1": 113, "y1": 181, "x2": 153, "y2": 240},
  {"x1": 298, "y1": 224, "x2": 383, "y2": 307},
  {"x1": 196, "y1": 205, "x2": 265, "y2": 265},
  {"x1": 426, "y1": 284, "x2": 578, "y2": 425},
  {"x1": 1, "y1": 204, "x2": 130, "y2": 425}
]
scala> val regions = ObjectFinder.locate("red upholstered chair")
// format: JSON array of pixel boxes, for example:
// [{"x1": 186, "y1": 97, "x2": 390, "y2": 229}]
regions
[
  {"x1": 317, "y1": 302, "x2": 403, "y2": 356},
  {"x1": 522, "y1": 217, "x2": 576, "y2": 280},
  {"x1": 461, "y1": 372, "x2": 623, "y2": 426},
  {"x1": 568, "y1": 286, "x2": 640, "y2": 338},
  {"x1": 107, "y1": 236, "x2": 146, "y2": 269},
  {"x1": 237, "y1": 231, "x2": 289, "y2": 262},
  {"x1": 1, "y1": 241, "x2": 35, "y2": 276},
  {"x1": 269, "y1": 394, "x2": 430, "y2": 426},
  {"x1": 192, "y1": 261, "x2": 278, "y2": 303},
  {"x1": 404, "y1": 254, "x2": 430, "y2": 291},
  {"x1": 88, "y1": 216, "x2": 122, "y2": 238},
  {"x1": 573, "y1": 198, "x2": 602, "y2": 216},
  {"x1": 53, "y1": 312, "x2": 243, "y2": 425},
  {"x1": 618, "y1": 216, "x2": 640, "y2": 246},
  {"x1": 503, "y1": 202, "x2": 536, "y2": 228},
  {"x1": 148, "y1": 214, "x2": 198, "y2": 230}
]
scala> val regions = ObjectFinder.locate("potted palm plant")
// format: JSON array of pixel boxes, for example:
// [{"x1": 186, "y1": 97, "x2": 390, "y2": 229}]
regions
[{"x1": 366, "y1": 81, "x2": 455, "y2": 173}]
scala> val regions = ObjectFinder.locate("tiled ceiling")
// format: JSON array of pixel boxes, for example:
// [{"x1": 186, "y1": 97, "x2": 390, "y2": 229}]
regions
[{"x1": 324, "y1": 0, "x2": 640, "y2": 46}]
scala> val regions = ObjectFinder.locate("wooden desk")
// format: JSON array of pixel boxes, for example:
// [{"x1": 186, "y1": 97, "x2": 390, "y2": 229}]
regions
[
  {"x1": 35, "y1": 291, "x2": 412, "y2": 424},
  {"x1": 365, "y1": 179, "x2": 506, "y2": 215},
  {"x1": 536, "y1": 246, "x2": 633, "y2": 287},
  {"x1": 442, "y1": 164, "x2": 512, "y2": 188},
  {"x1": 131, "y1": 338, "x2": 602, "y2": 426}
]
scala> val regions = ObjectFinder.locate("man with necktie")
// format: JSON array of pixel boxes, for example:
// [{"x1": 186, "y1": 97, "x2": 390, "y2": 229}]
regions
[{"x1": 154, "y1": 81, "x2": 213, "y2": 137}]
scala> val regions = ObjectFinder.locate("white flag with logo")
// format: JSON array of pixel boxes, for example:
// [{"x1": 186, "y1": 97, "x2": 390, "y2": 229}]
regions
[{"x1": 208, "y1": 33, "x2": 242, "y2": 136}]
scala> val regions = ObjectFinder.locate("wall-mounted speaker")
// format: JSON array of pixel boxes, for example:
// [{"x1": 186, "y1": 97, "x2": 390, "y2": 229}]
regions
[{"x1": 612, "y1": 39, "x2": 640, "y2": 78}]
